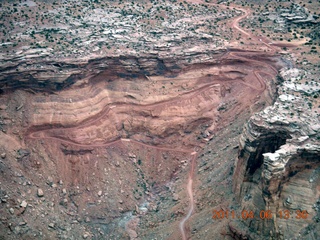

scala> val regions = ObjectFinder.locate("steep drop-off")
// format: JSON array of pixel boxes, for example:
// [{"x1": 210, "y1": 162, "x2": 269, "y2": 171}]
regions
[
  {"x1": 0, "y1": 48, "x2": 282, "y2": 240},
  {"x1": 232, "y1": 67, "x2": 320, "y2": 240},
  {"x1": 2, "y1": 0, "x2": 319, "y2": 239}
]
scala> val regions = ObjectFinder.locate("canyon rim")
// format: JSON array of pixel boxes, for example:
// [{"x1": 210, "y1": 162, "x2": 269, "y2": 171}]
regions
[{"x1": 0, "y1": 0, "x2": 319, "y2": 239}]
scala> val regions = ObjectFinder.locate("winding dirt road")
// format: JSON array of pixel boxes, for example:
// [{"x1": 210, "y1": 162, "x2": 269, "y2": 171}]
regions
[
  {"x1": 179, "y1": 151, "x2": 197, "y2": 240},
  {"x1": 178, "y1": 1, "x2": 280, "y2": 239},
  {"x1": 23, "y1": 2, "x2": 281, "y2": 240},
  {"x1": 232, "y1": 7, "x2": 250, "y2": 37}
]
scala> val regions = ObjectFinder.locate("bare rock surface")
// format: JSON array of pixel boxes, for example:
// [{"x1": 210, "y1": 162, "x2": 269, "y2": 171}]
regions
[
  {"x1": 0, "y1": 0, "x2": 319, "y2": 240},
  {"x1": 233, "y1": 67, "x2": 320, "y2": 239}
]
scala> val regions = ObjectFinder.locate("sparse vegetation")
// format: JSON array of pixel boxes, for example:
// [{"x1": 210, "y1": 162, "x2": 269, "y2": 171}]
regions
[{"x1": 0, "y1": 0, "x2": 239, "y2": 59}]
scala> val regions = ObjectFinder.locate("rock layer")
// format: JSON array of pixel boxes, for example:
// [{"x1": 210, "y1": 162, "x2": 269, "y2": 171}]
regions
[
  {"x1": 0, "y1": 49, "x2": 226, "y2": 92},
  {"x1": 0, "y1": 48, "x2": 280, "y2": 239},
  {"x1": 232, "y1": 67, "x2": 320, "y2": 239}
]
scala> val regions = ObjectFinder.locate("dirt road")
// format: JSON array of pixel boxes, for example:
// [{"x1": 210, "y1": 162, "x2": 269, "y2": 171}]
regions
[
  {"x1": 178, "y1": 1, "x2": 279, "y2": 239},
  {"x1": 24, "y1": 3, "x2": 279, "y2": 240}
]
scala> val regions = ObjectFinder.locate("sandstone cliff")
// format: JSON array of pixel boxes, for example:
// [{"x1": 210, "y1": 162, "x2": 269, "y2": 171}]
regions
[
  {"x1": 0, "y1": 48, "x2": 226, "y2": 92},
  {"x1": 232, "y1": 67, "x2": 320, "y2": 240}
]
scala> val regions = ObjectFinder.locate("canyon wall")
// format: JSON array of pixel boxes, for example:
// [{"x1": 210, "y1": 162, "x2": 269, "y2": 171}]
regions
[
  {"x1": 232, "y1": 67, "x2": 320, "y2": 239},
  {"x1": 0, "y1": 48, "x2": 228, "y2": 92}
]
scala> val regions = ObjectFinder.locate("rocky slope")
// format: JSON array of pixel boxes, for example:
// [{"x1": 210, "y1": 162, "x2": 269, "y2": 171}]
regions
[
  {"x1": 0, "y1": 46, "x2": 281, "y2": 240},
  {"x1": 1, "y1": 0, "x2": 319, "y2": 239}
]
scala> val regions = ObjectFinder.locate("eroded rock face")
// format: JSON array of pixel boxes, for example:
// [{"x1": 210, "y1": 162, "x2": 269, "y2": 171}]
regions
[
  {"x1": 0, "y1": 0, "x2": 236, "y2": 93},
  {"x1": 232, "y1": 67, "x2": 320, "y2": 239},
  {"x1": 0, "y1": 46, "x2": 280, "y2": 239},
  {"x1": 0, "y1": 49, "x2": 226, "y2": 92}
]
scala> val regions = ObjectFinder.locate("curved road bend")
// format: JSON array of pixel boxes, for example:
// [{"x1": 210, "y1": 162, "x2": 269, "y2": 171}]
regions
[
  {"x1": 178, "y1": 1, "x2": 280, "y2": 239},
  {"x1": 25, "y1": 3, "x2": 280, "y2": 240}
]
